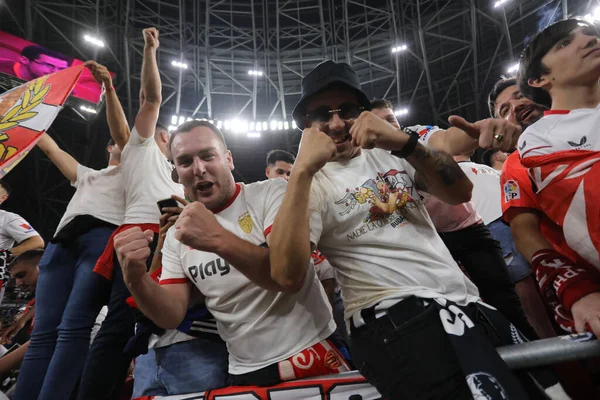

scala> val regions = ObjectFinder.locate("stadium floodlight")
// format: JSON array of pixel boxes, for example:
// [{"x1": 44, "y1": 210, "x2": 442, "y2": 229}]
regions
[
  {"x1": 249, "y1": 122, "x2": 255, "y2": 131},
  {"x1": 262, "y1": 122, "x2": 268, "y2": 131},
  {"x1": 254, "y1": 122, "x2": 262, "y2": 132},
  {"x1": 247, "y1": 132, "x2": 261, "y2": 139},
  {"x1": 270, "y1": 120, "x2": 278, "y2": 131},
  {"x1": 584, "y1": 7, "x2": 600, "y2": 23},
  {"x1": 277, "y1": 121, "x2": 283, "y2": 130},
  {"x1": 283, "y1": 121, "x2": 290, "y2": 130},
  {"x1": 248, "y1": 70, "x2": 263, "y2": 76},
  {"x1": 216, "y1": 120, "x2": 223, "y2": 129},
  {"x1": 224, "y1": 120, "x2": 231, "y2": 130},
  {"x1": 178, "y1": 116, "x2": 186, "y2": 125},
  {"x1": 79, "y1": 105, "x2": 97, "y2": 114},
  {"x1": 168, "y1": 125, "x2": 176, "y2": 132},
  {"x1": 83, "y1": 34, "x2": 105, "y2": 48},
  {"x1": 494, "y1": 0, "x2": 509, "y2": 8},
  {"x1": 391, "y1": 44, "x2": 408, "y2": 53},
  {"x1": 394, "y1": 108, "x2": 409, "y2": 116},
  {"x1": 171, "y1": 60, "x2": 188, "y2": 69},
  {"x1": 171, "y1": 115, "x2": 178, "y2": 125},
  {"x1": 507, "y1": 63, "x2": 520, "y2": 74},
  {"x1": 292, "y1": 120, "x2": 297, "y2": 129}
]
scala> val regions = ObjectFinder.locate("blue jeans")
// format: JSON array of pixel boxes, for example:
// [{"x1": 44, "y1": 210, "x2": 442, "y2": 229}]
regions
[
  {"x1": 14, "y1": 227, "x2": 114, "y2": 400},
  {"x1": 132, "y1": 337, "x2": 228, "y2": 397},
  {"x1": 488, "y1": 219, "x2": 532, "y2": 283}
]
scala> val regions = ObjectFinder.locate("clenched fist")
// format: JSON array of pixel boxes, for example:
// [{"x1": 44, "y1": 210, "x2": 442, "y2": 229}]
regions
[
  {"x1": 295, "y1": 124, "x2": 337, "y2": 176},
  {"x1": 174, "y1": 202, "x2": 228, "y2": 252},
  {"x1": 84, "y1": 60, "x2": 112, "y2": 87},
  {"x1": 114, "y1": 227, "x2": 154, "y2": 286},
  {"x1": 448, "y1": 115, "x2": 522, "y2": 152},
  {"x1": 143, "y1": 27, "x2": 159, "y2": 49},
  {"x1": 349, "y1": 111, "x2": 408, "y2": 151}
]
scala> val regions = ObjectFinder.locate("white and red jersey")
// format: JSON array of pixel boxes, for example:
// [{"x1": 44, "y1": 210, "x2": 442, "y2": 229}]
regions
[
  {"x1": 0, "y1": 210, "x2": 39, "y2": 250},
  {"x1": 501, "y1": 152, "x2": 600, "y2": 329},
  {"x1": 517, "y1": 107, "x2": 600, "y2": 270},
  {"x1": 161, "y1": 180, "x2": 335, "y2": 374}
]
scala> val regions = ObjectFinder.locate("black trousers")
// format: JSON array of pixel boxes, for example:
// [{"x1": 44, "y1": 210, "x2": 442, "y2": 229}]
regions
[
  {"x1": 350, "y1": 298, "x2": 550, "y2": 400},
  {"x1": 438, "y1": 223, "x2": 538, "y2": 341}
]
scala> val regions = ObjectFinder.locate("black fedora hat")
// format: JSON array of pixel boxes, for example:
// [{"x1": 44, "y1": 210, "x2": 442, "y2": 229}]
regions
[{"x1": 292, "y1": 60, "x2": 371, "y2": 130}]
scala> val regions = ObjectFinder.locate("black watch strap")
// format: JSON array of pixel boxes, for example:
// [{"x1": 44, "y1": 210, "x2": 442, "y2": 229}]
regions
[{"x1": 391, "y1": 131, "x2": 419, "y2": 159}]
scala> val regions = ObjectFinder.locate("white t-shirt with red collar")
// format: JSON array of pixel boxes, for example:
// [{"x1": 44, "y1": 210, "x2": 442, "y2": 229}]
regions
[
  {"x1": 121, "y1": 127, "x2": 184, "y2": 225},
  {"x1": 406, "y1": 125, "x2": 481, "y2": 232},
  {"x1": 0, "y1": 210, "x2": 39, "y2": 250},
  {"x1": 309, "y1": 147, "x2": 480, "y2": 321},
  {"x1": 161, "y1": 179, "x2": 335, "y2": 374}
]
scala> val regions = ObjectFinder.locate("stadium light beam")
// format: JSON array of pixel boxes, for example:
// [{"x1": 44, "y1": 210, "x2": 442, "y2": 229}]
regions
[
  {"x1": 494, "y1": 0, "x2": 509, "y2": 8},
  {"x1": 171, "y1": 60, "x2": 188, "y2": 69},
  {"x1": 83, "y1": 34, "x2": 105, "y2": 48},
  {"x1": 507, "y1": 63, "x2": 520, "y2": 74}
]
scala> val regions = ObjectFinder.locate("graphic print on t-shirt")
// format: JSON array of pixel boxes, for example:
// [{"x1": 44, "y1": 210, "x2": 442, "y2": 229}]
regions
[{"x1": 335, "y1": 168, "x2": 424, "y2": 225}]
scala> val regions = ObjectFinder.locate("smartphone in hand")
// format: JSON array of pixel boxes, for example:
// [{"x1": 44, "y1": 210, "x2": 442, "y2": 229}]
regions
[{"x1": 157, "y1": 198, "x2": 179, "y2": 213}]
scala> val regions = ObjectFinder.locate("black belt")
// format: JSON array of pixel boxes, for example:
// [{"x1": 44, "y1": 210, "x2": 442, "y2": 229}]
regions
[{"x1": 350, "y1": 296, "x2": 429, "y2": 333}]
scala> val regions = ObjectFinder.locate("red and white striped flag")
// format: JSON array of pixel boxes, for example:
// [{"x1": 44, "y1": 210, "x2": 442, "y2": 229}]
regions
[{"x1": 0, "y1": 65, "x2": 84, "y2": 178}]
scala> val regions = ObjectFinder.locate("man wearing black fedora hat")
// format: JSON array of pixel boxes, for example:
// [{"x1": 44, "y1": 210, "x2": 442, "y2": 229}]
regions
[{"x1": 268, "y1": 60, "x2": 567, "y2": 399}]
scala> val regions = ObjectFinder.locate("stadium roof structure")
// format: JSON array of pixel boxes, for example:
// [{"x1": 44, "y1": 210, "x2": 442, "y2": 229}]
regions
[{"x1": 0, "y1": 0, "x2": 593, "y2": 238}]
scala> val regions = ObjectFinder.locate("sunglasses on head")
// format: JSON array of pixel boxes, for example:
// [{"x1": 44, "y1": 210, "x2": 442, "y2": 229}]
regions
[{"x1": 305, "y1": 103, "x2": 365, "y2": 123}]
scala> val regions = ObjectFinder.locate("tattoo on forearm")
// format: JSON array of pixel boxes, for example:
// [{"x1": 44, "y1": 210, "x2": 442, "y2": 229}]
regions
[{"x1": 410, "y1": 143, "x2": 462, "y2": 187}]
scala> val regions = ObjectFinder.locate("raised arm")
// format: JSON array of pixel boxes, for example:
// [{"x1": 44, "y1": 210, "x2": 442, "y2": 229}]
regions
[
  {"x1": 349, "y1": 111, "x2": 472, "y2": 205},
  {"x1": 85, "y1": 61, "x2": 130, "y2": 149},
  {"x1": 135, "y1": 28, "x2": 162, "y2": 138},
  {"x1": 270, "y1": 126, "x2": 336, "y2": 292},
  {"x1": 36, "y1": 133, "x2": 78, "y2": 183},
  {"x1": 115, "y1": 227, "x2": 190, "y2": 329}
]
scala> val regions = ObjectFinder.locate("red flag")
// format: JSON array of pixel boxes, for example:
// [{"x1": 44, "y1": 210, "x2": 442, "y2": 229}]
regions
[{"x1": 0, "y1": 65, "x2": 84, "y2": 178}]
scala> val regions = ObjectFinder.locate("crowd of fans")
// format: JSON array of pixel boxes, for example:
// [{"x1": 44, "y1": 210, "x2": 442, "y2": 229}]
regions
[{"x1": 0, "y1": 17, "x2": 599, "y2": 400}]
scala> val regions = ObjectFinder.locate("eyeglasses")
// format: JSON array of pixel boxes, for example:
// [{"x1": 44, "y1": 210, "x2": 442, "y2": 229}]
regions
[{"x1": 305, "y1": 103, "x2": 365, "y2": 123}]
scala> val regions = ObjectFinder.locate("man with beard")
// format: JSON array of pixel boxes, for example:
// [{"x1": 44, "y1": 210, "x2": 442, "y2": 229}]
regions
[
  {"x1": 114, "y1": 120, "x2": 345, "y2": 387},
  {"x1": 268, "y1": 60, "x2": 567, "y2": 399}
]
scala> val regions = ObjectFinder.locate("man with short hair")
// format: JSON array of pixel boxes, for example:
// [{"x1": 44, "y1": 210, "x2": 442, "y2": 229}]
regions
[
  {"x1": 115, "y1": 119, "x2": 344, "y2": 387},
  {"x1": 0, "y1": 46, "x2": 72, "y2": 80},
  {"x1": 268, "y1": 60, "x2": 566, "y2": 399},
  {"x1": 265, "y1": 150, "x2": 295, "y2": 181},
  {"x1": 0, "y1": 250, "x2": 43, "y2": 378},
  {"x1": 510, "y1": 18, "x2": 600, "y2": 337}
]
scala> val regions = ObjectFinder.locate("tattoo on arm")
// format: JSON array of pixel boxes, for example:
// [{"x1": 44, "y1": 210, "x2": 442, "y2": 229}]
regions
[{"x1": 409, "y1": 143, "x2": 462, "y2": 192}]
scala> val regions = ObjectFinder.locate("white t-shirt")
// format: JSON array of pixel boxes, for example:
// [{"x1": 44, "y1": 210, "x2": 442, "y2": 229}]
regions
[
  {"x1": 161, "y1": 180, "x2": 335, "y2": 374},
  {"x1": 459, "y1": 161, "x2": 503, "y2": 225},
  {"x1": 0, "y1": 210, "x2": 39, "y2": 250},
  {"x1": 55, "y1": 164, "x2": 126, "y2": 235},
  {"x1": 407, "y1": 124, "x2": 481, "y2": 232},
  {"x1": 309, "y1": 148, "x2": 480, "y2": 321},
  {"x1": 121, "y1": 127, "x2": 184, "y2": 225}
]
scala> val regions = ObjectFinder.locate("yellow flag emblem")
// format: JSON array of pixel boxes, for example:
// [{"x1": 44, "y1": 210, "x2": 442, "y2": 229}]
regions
[{"x1": 238, "y1": 213, "x2": 253, "y2": 234}]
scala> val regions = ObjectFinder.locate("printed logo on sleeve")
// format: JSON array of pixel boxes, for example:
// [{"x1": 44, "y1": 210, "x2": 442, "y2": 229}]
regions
[
  {"x1": 503, "y1": 180, "x2": 521, "y2": 203},
  {"x1": 19, "y1": 223, "x2": 34, "y2": 232}
]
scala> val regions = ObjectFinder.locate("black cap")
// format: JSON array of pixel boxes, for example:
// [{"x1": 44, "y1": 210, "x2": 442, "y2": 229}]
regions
[{"x1": 292, "y1": 60, "x2": 371, "y2": 129}]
